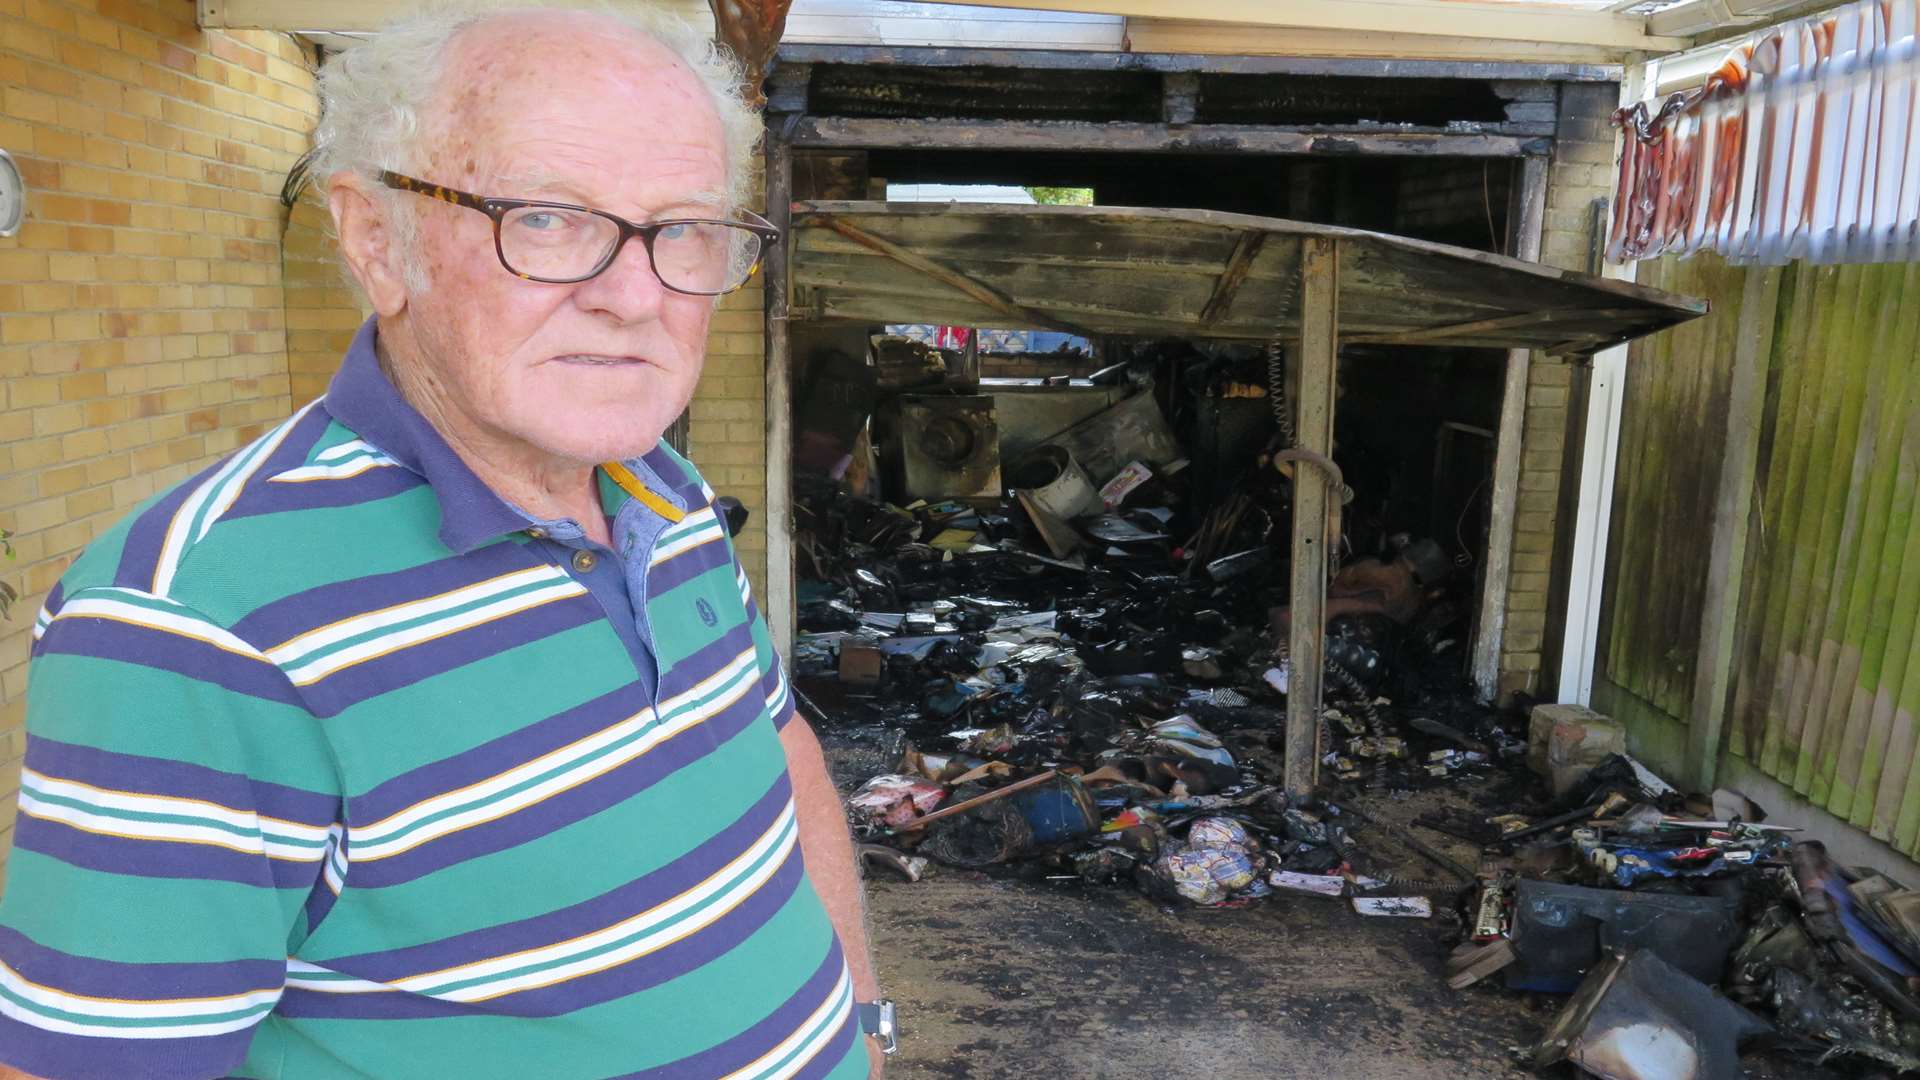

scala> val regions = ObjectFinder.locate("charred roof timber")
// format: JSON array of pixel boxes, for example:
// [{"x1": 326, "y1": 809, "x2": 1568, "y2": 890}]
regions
[
  {"x1": 807, "y1": 64, "x2": 1163, "y2": 124},
  {"x1": 775, "y1": 56, "x2": 1570, "y2": 140},
  {"x1": 1194, "y1": 75, "x2": 1509, "y2": 129}
]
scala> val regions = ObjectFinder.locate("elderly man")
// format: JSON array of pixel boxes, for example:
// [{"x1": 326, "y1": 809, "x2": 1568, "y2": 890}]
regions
[{"x1": 0, "y1": 6, "x2": 884, "y2": 1078}]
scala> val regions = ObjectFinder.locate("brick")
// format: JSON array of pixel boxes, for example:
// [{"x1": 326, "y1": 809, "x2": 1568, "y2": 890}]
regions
[
  {"x1": 1505, "y1": 630, "x2": 1544, "y2": 653},
  {"x1": 1512, "y1": 553, "x2": 1553, "y2": 576},
  {"x1": 1517, "y1": 491, "x2": 1557, "y2": 515},
  {"x1": 1513, "y1": 530, "x2": 1554, "y2": 555},
  {"x1": 1509, "y1": 572, "x2": 1551, "y2": 595},
  {"x1": 1556, "y1": 138, "x2": 1616, "y2": 167},
  {"x1": 1519, "y1": 470, "x2": 1559, "y2": 494},
  {"x1": 1530, "y1": 362, "x2": 1574, "y2": 387}
]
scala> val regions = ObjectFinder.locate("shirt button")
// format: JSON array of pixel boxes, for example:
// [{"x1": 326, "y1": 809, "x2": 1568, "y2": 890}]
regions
[
  {"x1": 527, "y1": 527, "x2": 548, "y2": 540},
  {"x1": 572, "y1": 550, "x2": 598, "y2": 573}
]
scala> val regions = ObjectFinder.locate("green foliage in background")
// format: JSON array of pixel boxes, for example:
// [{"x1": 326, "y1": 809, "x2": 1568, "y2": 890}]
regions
[{"x1": 1024, "y1": 187, "x2": 1094, "y2": 206}]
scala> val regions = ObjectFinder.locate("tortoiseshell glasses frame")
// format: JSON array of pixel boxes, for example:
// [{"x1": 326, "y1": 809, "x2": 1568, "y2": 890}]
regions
[{"x1": 379, "y1": 170, "x2": 781, "y2": 296}]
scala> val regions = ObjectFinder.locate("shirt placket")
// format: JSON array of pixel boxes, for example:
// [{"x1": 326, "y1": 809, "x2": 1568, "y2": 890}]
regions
[{"x1": 525, "y1": 518, "x2": 661, "y2": 709}]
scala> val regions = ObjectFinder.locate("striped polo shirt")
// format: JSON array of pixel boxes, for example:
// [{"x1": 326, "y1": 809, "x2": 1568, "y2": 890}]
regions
[{"x1": 0, "y1": 319, "x2": 865, "y2": 1079}]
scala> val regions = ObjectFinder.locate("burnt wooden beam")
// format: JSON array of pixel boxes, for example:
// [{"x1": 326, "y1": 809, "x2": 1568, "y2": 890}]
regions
[
  {"x1": 1345, "y1": 306, "x2": 1648, "y2": 346},
  {"x1": 774, "y1": 43, "x2": 1620, "y2": 82},
  {"x1": 788, "y1": 117, "x2": 1546, "y2": 156},
  {"x1": 1286, "y1": 235, "x2": 1339, "y2": 799},
  {"x1": 1504, "y1": 101, "x2": 1560, "y2": 126},
  {"x1": 1163, "y1": 71, "x2": 1201, "y2": 126},
  {"x1": 812, "y1": 214, "x2": 1097, "y2": 339},
  {"x1": 766, "y1": 62, "x2": 810, "y2": 114},
  {"x1": 1198, "y1": 231, "x2": 1267, "y2": 327},
  {"x1": 764, "y1": 128, "x2": 797, "y2": 654},
  {"x1": 1490, "y1": 79, "x2": 1559, "y2": 102}
]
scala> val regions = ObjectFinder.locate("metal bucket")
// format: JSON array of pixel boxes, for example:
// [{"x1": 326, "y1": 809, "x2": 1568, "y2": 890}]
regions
[{"x1": 1008, "y1": 445, "x2": 1101, "y2": 521}]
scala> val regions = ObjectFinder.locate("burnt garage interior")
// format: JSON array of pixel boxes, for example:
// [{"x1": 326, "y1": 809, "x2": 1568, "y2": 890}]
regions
[{"x1": 770, "y1": 50, "x2": 1585, "y2": 733}]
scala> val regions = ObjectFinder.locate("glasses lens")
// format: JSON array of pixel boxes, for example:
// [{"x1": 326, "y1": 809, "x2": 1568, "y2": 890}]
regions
[
  {"x1": 498, "y1": 205, "x2": 621, "y2": 281},
  {"x1": 652, "y1": 222, "x2": 765, "y2": 294}
]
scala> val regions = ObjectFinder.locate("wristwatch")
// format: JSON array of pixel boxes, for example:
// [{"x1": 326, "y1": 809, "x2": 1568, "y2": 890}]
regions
[{"x1": 856, "y1": 999, "x2": 898, "y2": 1056}]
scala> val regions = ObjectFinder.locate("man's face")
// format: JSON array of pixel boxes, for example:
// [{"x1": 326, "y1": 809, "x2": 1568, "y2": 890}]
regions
[{"x1": 394, "y1": 21, "x2": 730, "y2": 467}]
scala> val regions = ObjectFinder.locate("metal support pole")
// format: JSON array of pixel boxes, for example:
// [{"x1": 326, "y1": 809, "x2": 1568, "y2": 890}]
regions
[{"x1": 1285, "y1": 236, "x2": 1339, "y2": 800}]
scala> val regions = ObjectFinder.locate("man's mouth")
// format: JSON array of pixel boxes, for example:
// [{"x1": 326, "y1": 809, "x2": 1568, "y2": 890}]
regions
[{"x1": 554, "y1": 354, "x2": 648, "y2": 367}]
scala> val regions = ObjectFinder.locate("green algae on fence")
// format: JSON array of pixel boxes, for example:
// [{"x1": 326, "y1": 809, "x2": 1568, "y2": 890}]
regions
[{"x1": 1605, "y1": 253, "x2": 1920, "y2": 859}]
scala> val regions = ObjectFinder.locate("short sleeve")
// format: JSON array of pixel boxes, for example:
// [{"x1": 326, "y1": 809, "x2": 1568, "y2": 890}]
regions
[{"x1": 0, "y1": 587, "x2": 341, "y2": 1080}]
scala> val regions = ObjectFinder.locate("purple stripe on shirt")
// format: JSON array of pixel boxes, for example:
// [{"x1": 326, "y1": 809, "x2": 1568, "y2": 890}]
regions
[
  {"x1": 14, "y1": 815, "x2": 318, "y2": 890},
  {"x1": 25, "y1": 737, "x2": 340, "y2": 829},
  {"x1": 765, "y1": 669, "x2": 798, "y2": 732},
  {"x1": 303, "y1": 855, "x2": 344, "y2": 932},
  {"x1": 231, "y1": 541, "x2": 548, "y2": 649},
  {"x1": 296, "y1": 596, "x2": 605, "y2": 719},
  {"x1": 0, "y1": 925, "x2": 283, "y2": 1002},
  {"x1": 222, "y1": 465, "x2": 426, "y2": 523},
  {"x1": 655, "y1": 621, "x2": 760, "y2": 701},
  {"x1": 348, "y1": 681, "x2": 654, "y2": 823},
  {"x1": 33, "y1": 616, "x2": 305, "y2": 708},
  {"x1": 224, "y1": 399, "x2": 336, "y2": 504},
  {"x1": 791, "y1": 1012, "x2": 864, "y2": 1080},
  {"x1": 304, "y1": 886, "x2": 341, "y2": 936},
  {"x1": 316, "y1": 775, "x2": 791, "y2": 978},
  {"x1": 277, "y1": 849, "x2": 806, "y2": 1021},
  {"x1": 113, "y1": 455, "x2": 227, "y2": 591},
  {"x1": 610, "y1": 940, "x2": 847, "y2": 1079},
  {"x1": 645, "y1": 540, "x2": 737, "y2": 597},
  {"x1": 345, "y1": 693, "x2": 775, "y2": 889},
  {"x1": 0, "y1": 1012, "x2": 256, "y2": 1080},
  {"x1": 639, "y1": 444, "x2": 706, "y2": 509},
  {"x1": 28, "y1": 582, "x2": 63, "y2": 661}
]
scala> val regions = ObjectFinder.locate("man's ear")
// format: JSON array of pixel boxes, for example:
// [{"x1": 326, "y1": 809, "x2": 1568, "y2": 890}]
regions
[{"x1": 328, "y1": 172, "x2": 411, "y2": 318}]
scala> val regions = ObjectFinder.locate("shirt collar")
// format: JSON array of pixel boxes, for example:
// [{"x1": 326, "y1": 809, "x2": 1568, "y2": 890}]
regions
[{"x1": 324, "y1": 317, "x2": 700, "y2": 553}]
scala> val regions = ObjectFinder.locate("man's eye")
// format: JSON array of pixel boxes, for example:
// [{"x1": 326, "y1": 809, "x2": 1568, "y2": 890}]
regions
[
  {"x1": 521, "y1": 211, "x2": 568, "y2": 231},
  {"x1": 657, "y1": 223, "x2": 690, "y2": 241}
]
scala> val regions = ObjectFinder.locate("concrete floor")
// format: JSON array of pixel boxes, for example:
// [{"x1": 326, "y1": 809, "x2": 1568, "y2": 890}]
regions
[{"x1": 866, "y1": 872, "x2": 1544, "y2": 1080}]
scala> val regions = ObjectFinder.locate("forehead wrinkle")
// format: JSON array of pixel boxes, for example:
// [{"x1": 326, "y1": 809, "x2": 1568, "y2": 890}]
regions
[
  {"x1": 486, "y1": 150, "x2": 728, "y2": 212},
  {"x1": 421, "y1": 15, "x2": 717, "y2": 172}
]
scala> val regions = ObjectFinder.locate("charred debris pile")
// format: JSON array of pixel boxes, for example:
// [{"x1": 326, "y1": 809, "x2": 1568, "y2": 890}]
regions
[
  {"x1": 791, "y1": 335, "x2": 1920, "y2": 1075},
  {"x1": 792, "y1": 334, "x2": 1494, "y2": 895}
]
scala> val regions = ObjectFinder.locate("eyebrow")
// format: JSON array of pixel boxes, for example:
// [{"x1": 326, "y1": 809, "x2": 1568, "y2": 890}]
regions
[{"x1": 492, "y1": 169, "x2": 731, "y2": 218}]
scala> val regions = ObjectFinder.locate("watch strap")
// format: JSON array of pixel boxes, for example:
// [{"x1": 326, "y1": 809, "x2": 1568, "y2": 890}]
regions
[{"x1": 856, "y1": 1000, "x2": 898, "y2": 1055}]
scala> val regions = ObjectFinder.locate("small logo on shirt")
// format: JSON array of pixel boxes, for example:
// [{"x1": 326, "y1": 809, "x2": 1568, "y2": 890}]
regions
[{"x1": 696, "y1": 598, "x2": 719, "y2": 627}]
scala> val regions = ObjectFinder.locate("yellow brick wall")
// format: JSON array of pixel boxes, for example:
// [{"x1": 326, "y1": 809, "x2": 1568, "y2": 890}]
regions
[
  {"x1": 282, "y1": 188, "x2": 362, "y2": 404},
  {"x1": 1498, "y1": 80, "x2": 1616, "y2": 700},
  {"x1": 691, "y1": 271, "x2": 771, "y2": 601},
  {"x1": 0, "y1": 0, "x2": 321, "y2": 883},
  {"x1": 686, "y1": 160, "x2": 771, "y2": 601}
]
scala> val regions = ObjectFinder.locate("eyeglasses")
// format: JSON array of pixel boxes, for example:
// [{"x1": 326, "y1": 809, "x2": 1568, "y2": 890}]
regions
[{"x1": 379, "y1": 170, "x2": 779, "y2": 296}]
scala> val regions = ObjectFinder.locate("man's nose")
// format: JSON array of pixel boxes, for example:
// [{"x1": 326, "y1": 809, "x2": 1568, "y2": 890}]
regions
[{"x1": 571, "y1": 234, "x2": 668, "y2": 322}]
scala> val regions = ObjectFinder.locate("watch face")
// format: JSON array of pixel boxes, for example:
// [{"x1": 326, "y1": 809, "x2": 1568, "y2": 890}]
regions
[{"x1": 0, "y1": 150, "x2": 22, "y2": 238}]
